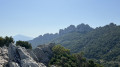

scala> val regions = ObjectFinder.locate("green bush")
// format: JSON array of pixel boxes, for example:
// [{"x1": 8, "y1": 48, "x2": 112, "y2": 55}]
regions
[
  {"x1": 0, "y1": 36, "x2": 14, "y2": 47},
  {"x1": 52, "y1": 45, "x2": 70, "y2": 55},
  {"x1": 49, "y1": 45, "x2": 77, "y2": 67},
  {"x1": 49, "y1": 45, "x2": 103, "y2": 67},
  {"x1": 16, "y1": 41, "x2": 32, "y2": 49}
]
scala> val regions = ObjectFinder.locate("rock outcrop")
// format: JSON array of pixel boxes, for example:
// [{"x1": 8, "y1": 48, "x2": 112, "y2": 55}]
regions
[
  {"x1": 8, "y1": 43, "x2": 46, "y2": 67},
  {"x1": 59, "y1": 23, "x2": 93, "y2": 35},
  {"x1": 0, "y1": 46, "x2": 8, "y2": 67},
  {"x1": 33, "y1": 43, "x2": 55, "y2": 65},
  {"x1": 0, "y1": 43, "x2": 55, "y2": 67}
]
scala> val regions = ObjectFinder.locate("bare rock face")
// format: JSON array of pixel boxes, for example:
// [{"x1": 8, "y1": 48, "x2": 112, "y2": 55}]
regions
[
  {"x1": 0, "y1": 46, "x2": 8, "y2": 67},
  {"x1": 27, "y1": 49, "x2": 39, "y2": 62},
  {"x1": 0, "y1": 43, "x2": 55, "y2": 67},
  {"x1": 8, "y1": 43, "x2": 46, "y2": 67},
  {"x1": 8, "y1": 43, "x2": 20, "y2": 65},
  {"x1": 9, "y1": 62, "x2": 19, "y2": 67},
  {"x1": 33, "y1": 43, "x2": 55, "y2": 65}
]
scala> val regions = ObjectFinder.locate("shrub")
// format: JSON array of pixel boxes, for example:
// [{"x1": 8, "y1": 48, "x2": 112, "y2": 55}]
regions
[{"x1": 16, "y1": 41, "x2": 32, "y2": 49}]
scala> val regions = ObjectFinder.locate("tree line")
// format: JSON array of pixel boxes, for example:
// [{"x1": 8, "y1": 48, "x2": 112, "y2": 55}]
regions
[
  {"x1": 0, "y1": 36, "x2": 32, "y2": 49},
  {"x1": 49, "y1": 45, "x2": 103, "y2": 67}
]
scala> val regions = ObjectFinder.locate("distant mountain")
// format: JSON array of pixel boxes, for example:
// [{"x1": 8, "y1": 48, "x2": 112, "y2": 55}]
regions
[
  {"x1": 52, "y1": 23, "x2": 120, "y2": 67},
  {"x1": 29, "y1": 23, "x2": 93, "y2": 48},
  {"x1": 59, "y1": 23, "x2": 93, "y2": 35},
  {"x1": 29, "y1": 23, "x2": 120, "y2": 67},
  {"x1": 13, "y1": 34, "x2": 33, "y2": 41},
  {"x1": 29, "y1": 33, "x2": 59, "y2": 48},
  {"x1": 51, "y1": 23, "x2": 120, "y2": 59}
]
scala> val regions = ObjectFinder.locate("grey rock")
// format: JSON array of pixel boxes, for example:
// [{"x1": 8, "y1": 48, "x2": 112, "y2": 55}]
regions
[
  {"x1": 27, "y1": 49, "x2": 39, "y2": 62},
  {"x1": 20, "y1": 58, "x2": 39, "y2": 67},
  {"x1": 8, "y1": 43, "x2": 46, "y2": 67},
  {"x1": 50, "y1": 65, "x2": 56, "y2": 67},
  {"x1": 33, "y1": 43, "x2": 55, "y2": 64},
  {"x1": 0, "y1": 46, "x2": 8, "y2": 67},
  {"x1": 8, "y1": 43, "x2": 20, "y2": 63},
  {"x1": 38, "y1": 63, "x2": 46, "y2": 67},
  {"x1": 9, "y1": 62, "x2": 19, "y2": 67},
  {"x1": 0, "y1": 43, "x2": 54, "y2": 67},
  {"x1": 17, "y1": 47, "x2": 31, "y2": 59}
]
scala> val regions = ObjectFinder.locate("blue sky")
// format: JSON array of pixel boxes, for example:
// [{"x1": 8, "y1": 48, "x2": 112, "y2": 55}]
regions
[{"x1": 0, "y1": 0, "x2": 120, "y2": 37}]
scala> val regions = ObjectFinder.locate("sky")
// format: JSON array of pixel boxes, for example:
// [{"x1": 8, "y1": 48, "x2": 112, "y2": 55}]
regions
[{"x1": 0, "y1": 0, "x2": 120, "y2": 38}]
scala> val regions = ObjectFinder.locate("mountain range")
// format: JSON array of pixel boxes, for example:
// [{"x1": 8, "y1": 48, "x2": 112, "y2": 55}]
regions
[
  {"x1": 29, "y1": 23, "x2": 93, "y2": 48},
  {"x1": 29, "y1": 23, "x2": 120, "y2": 67},
  {"x1": 13, "y1": 34, "x2": 33, "y2": 41}
]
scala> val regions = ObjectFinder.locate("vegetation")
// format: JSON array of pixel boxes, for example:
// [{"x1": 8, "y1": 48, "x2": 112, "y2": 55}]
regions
[
  {"x1": 0, "y1": 36, "x2": 32, "y2": 49},
  {"x1": 29, "y1": 33, "x2": 59, "y2": 48},
  {"x1": 28, "y1": 23, "x2": 120, "y2": 66},
  {"x1": 16, "y1": 41, "x2": 32, "y2": 49},
  {"x1": 49, "y1": 45, "x2": 103, "y2": 67},
  {"x1": 0, "y1": 36, "x2": 14, "y2": 47},
  {"x1": 29, "y1": 23, "x2": 93, "y2": 48},
  {"x1": 52, "y1": 23, "x2": 120, "y2": 67}
]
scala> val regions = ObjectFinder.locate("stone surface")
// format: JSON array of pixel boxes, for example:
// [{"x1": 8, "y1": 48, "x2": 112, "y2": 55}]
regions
[
  {"x1": 33, "y1": 43, "x2": 55, "y2": 64},
  {"x1": 50, "y1": 65, "x2": 56, "y2": 67},
  {"x1": 0, "y1": 43, "x2": 54, "y2": 67},
  {"x1": 8, "y1": 43, "x2": 20, "y2": 64},
  {"x1": 8, "y1": 43, "x2": 46, "y2": 67},
  {"x1": 0, "y1": 46, "x2": 8, "y2": 67},
  {"x1": 9, "y1": 62, "x2": 19, "y2": 67},
  {"x1": 27, "y1": 49, "x2": 39, "y2": 62}
]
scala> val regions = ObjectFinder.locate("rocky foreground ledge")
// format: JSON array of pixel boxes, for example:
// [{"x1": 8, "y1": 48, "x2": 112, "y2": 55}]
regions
[{"x1": 0, "y1": 43, "x2": 55, "y2": 67}]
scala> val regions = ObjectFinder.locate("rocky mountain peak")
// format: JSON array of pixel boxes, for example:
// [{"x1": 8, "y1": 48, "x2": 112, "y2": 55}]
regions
[
  {"x1": 59, "y1": 23, "x2": 93, "y2": 35},
  {"x1": 76, "y1": 23, "x2": 93, "y2": 33}
]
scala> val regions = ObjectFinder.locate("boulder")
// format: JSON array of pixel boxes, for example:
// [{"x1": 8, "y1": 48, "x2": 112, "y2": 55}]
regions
[
  {"x1": 33, "y1": 43, "x2": 55, "y2": 64},
  {"x1": 9, "y1": 62, "x2": 19, "y2": 67},
  {"x1": 0, "y1": 46, "x2": 8, "y2": 67},
  {"x1": 8, "y1": 43, "x2": 20, "y2": 64},
  {"x1": 8, "y1": 43, "x2": 46, "y2": 67},
  {"x1": 0, "y1": 43, "x2": 54, "y2": 67},
  {"x1": 27, "y1": 49, "x2": 39, "y2": 62}
]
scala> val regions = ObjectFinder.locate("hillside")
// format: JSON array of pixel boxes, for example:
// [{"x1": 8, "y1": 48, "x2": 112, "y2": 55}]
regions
[
  {"x1": 29, "y1": 23, "x2": 120, "y2": 67},
  {"x1": 29, "y1": 23, "x2": 93, "y2": 48},
  {"x1": 80, "y1": 23, "x2": 120, "y2": 61},
  {"x1": 29, "y1": 23, "x2": 120, "y2": 61},
  {"x1": 52, "y1": 23, "x2": 120, "y2": 67},
  {"x1": 29, "y1": 33, "x2": 59, "y2": 48},
  {"x1": 53, "y1": 23, "x2": 120, "y2": 57}
]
